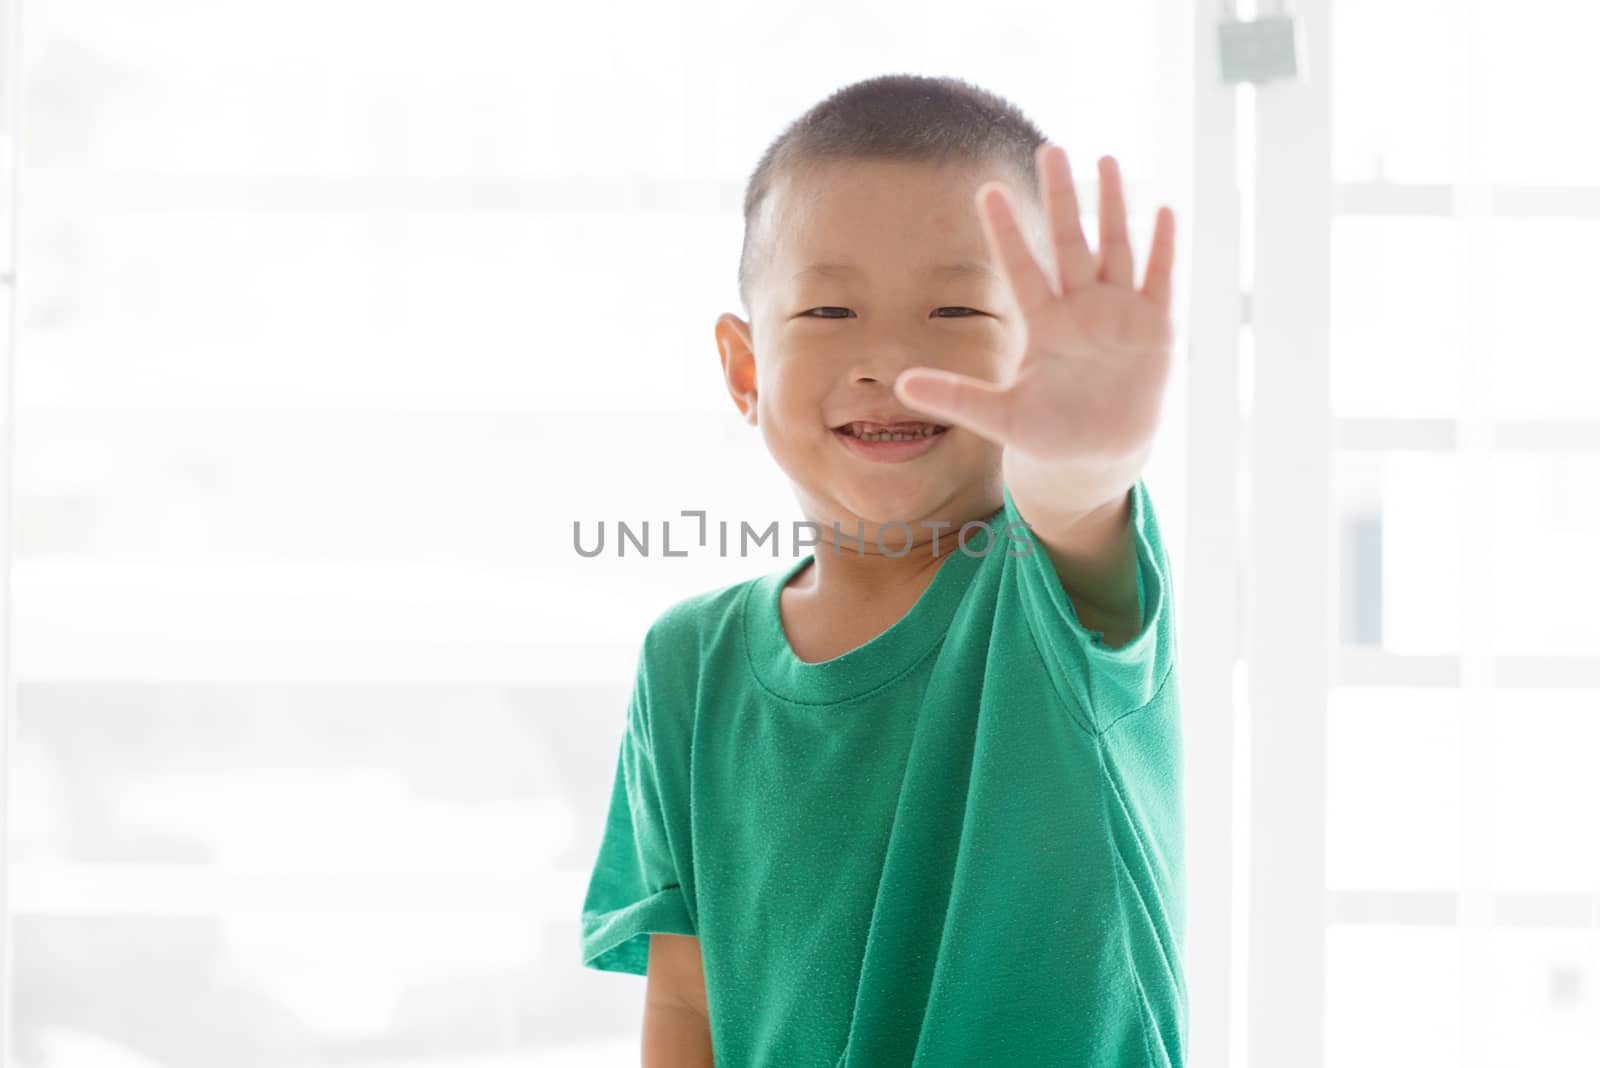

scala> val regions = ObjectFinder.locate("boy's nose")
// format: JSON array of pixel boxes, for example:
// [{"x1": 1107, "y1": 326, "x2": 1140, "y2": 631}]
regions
[{"x1": 846, "y1": 342, "x2": 924, "y2": 385}]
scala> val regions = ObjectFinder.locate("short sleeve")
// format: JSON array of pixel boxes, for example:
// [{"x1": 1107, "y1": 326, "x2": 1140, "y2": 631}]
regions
[
  {"x1": 1002, "y1": 477, "x2": 1176, "y2": 734},
  {"x1": 579, "y1": 669, "x2": 696, "y2": 975}
]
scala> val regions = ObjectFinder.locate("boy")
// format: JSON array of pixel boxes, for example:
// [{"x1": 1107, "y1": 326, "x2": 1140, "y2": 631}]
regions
[{"x1": 580, "y1": 73, "x2": 1184, "y2": 1066}]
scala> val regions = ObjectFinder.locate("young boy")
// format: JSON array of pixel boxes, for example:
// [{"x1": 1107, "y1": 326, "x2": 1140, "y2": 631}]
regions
[{"x1": 580, "y1": 74, "x2": 1184, "y2": 1067}]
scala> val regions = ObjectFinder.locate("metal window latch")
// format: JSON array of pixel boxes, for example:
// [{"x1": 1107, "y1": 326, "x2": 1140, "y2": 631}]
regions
[{"x1": 1217, "y1": 11, "x2": 1306, "y2": 86}]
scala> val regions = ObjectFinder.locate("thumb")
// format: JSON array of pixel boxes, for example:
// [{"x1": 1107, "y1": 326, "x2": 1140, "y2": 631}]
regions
[{"x1": 894, "y1": 368, "x2": 1013, "y2": 445}]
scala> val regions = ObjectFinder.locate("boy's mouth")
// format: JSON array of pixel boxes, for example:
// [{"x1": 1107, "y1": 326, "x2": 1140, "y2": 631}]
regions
[
  {"x1": 830, "y1": 420, "x2": 949, "y2": 463},
  {"x1": 832, "y1": 420, "x2": 948, "y2": 442}
]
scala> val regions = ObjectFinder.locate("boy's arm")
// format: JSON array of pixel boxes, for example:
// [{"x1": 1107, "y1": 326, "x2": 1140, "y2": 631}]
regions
[
  {"x1": 1002, "y1": 453, "x2": 1147, "y2": 649},
  {"x1": 890, "y1": 146, "x2": 1175, "y2": 653},
  {"x1": 644, "y1": 933, "x2": 713, "y2": 1066}
]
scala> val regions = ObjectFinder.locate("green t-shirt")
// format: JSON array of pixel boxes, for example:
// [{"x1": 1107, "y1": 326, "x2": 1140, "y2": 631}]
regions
[{"x1": 580, "y1": 479, "x2": 1186, "y2": 1066}]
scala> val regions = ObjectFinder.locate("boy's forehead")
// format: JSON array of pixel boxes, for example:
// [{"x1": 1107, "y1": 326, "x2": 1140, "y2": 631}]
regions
[
  {"x1": 769, "y1": 158, "x2": 991, "y2": 227},
  {"x1": 765, "y1": 160, "x2": 999, "y2": 273},
  {"x1": 790, "y1": 259, "x2": 1001, "y2": 285}
]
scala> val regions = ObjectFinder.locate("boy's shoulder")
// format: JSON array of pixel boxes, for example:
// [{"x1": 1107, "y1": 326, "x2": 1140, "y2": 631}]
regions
[
  {"x1": 627, "y1": 565, "x2": 790, "y2": 731},
  {"x1": 638, "y1": 562, "x2": 788, "y2": 664}
]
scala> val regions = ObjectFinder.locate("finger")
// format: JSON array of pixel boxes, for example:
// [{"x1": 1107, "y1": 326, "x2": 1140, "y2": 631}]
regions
[
  {"x1": 893, "y1": 367, "x2": 1013, "y2": 446},
  {"x1": 976, "y1": 181, "x2": 1056, "y2": 317},
  {"x1": 1141, "y1": 206, "x2": 1176, "y2": 313},
  {"x1": 1096, "y1": 156, "x2": 1134, "y2": 289},
  {"x1": 1038, "y1": 142, "x2": 1096, "y2": 292}
]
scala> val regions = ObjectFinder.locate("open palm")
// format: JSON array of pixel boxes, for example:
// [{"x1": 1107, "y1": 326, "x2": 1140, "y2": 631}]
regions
[{"x1": 894, "y1": 144, "x2": 1176, "y2": 465}]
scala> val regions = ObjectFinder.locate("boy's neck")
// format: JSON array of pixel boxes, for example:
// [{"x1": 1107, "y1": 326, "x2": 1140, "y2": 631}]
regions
[{"x1": 785, "y1": 490, "x2": 1004, "y2": 603}]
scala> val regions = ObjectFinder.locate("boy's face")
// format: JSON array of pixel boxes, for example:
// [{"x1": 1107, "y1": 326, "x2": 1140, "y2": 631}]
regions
[{"x1": 716, "y1": 158, "x2": 1043, "y2": 536}]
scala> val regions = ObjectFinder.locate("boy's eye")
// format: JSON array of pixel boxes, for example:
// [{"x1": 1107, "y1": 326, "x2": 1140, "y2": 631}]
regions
[{"x1": 799, "y1": 307, "x2": 985, "y2": 319}]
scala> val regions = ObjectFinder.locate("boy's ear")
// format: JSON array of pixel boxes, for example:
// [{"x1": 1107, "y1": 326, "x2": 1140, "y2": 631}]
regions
[{"x1": 715, "y1": 313, "x2": 758, "y2": 426}]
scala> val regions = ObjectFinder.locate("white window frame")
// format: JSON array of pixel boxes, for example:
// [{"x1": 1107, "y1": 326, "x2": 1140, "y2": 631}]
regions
[
  {"x1": 1, "y1": 0, "x2": 22, "y2": 1057},
  {"x1": 1195, "y1": 0, "x2": 1600, "y2": 1063}
]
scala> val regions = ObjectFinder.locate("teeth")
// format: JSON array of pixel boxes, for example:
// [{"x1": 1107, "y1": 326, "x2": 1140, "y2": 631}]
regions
[{"x1": 843, "y1": 423, "x2": 944, "y2": 442}]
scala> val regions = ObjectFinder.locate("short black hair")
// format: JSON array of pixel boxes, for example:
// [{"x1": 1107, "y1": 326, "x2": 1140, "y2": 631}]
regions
[{"x1": 736, "y1": 73, "x2": 1049, "y2": 314}]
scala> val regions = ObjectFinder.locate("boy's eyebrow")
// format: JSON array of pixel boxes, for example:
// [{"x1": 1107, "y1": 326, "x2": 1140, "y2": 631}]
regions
[{"x1": 792, "y1": 260, "x2": 999, "y2": 281}]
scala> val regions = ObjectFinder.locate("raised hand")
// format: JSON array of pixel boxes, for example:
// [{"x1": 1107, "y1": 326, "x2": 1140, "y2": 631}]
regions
[{"x1": 893, "y1": 144, "x2": 1176, "y2": 468}]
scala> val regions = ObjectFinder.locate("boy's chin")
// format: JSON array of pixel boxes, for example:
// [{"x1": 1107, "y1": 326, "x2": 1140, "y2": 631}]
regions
[{"x1": 826, "y1": 481, "x2": 950, "y2": 529}]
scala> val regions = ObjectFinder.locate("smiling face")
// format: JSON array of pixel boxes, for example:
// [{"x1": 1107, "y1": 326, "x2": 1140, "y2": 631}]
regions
[{"x1": 717, "y1": 157, "x2": 1046, "y2": 539}]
